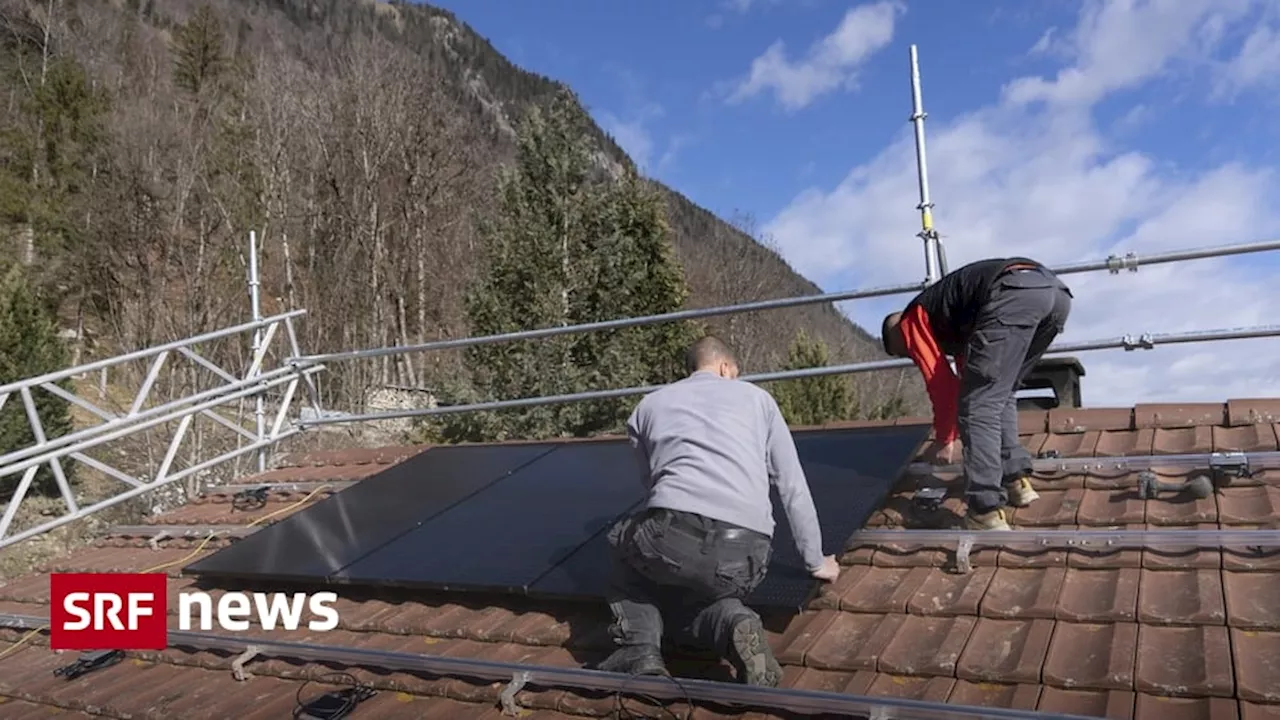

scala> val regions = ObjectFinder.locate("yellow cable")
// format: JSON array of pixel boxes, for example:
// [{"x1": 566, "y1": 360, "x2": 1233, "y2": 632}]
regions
[{"x1": 0, "y1": 483, "x2": 332, "y2": 662}]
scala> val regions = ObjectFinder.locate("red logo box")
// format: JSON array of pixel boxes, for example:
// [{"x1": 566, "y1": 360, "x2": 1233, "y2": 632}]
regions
[{"x1": 49, "y1": 573, "x2": 168, "y2": 650}]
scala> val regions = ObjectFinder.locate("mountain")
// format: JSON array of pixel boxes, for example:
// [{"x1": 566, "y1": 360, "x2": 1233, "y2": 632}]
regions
[{"x1": 0, "y1": 0, "x2": 926, "y2": 420}]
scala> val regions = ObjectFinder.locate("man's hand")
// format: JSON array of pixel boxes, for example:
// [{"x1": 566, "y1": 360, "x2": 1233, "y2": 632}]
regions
[
  {"x1": 810, "y1": 555, "x2": 840, "y2": 582},
  {"x1": 924, "y1": 438, "x2": 963, "y2": 465}
]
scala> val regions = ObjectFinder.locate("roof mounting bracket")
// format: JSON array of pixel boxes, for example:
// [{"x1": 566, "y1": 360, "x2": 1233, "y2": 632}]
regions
[
  {"x1": 954, "y1": 535, "x2": 975, "y2": 574},
  {"x1": 231, "y1": 645, "x2": 261, "y2": 681},
  {"x1": 148, "y1": 530, "x2": 170, "y2": 551},
  {"x1": 53, "y1": 649, "x2": 124, "y2": 680},
  {"x1": 1208, "y1": 451, "x2": 1251, "y2": 486},
  {"x1": 499, "y1": 670, "x2": 532, "y2": 716}
]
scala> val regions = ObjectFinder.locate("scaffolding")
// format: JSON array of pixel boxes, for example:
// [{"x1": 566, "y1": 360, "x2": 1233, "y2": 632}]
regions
[{"x1": 2, "y1": 43, "x2": 1279, "y2": 719}]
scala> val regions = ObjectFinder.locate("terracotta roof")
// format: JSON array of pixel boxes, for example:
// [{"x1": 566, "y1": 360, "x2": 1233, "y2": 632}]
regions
[{"x1": 2, "y1": 402, "x2": 1280, "y2": 719}]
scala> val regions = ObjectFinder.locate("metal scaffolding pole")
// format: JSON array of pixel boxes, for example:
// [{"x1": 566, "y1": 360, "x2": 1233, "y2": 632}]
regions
[
  {"x1": 248, "y1": 231, "x2": 266, "y2": 474},
  {"x1": 290, "y1": 237, "x2": 1280, "y2": 366},
  {"x1": 299, "y1": 322, "x2": 1280, "y2": 426},
  {"x1": 909, "y1": 44, "x2": 943, "y2": 284}
]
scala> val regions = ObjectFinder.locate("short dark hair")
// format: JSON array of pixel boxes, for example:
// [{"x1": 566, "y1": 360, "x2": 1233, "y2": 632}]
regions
[
  {"x1": 685, "y1": 335, "x2": 737, "y2": 374},
  {"x1": 881, "y1": 313, "x2": 898, "y2": 355}
]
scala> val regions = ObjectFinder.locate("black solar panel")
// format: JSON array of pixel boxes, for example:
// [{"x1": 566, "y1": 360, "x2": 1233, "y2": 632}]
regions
[
  {"x1": 185, "y1": 424, "x2": 929, "y2": 611},
  {"x1": 184, "y1": 442, "x2": 558, "y2": 580}
]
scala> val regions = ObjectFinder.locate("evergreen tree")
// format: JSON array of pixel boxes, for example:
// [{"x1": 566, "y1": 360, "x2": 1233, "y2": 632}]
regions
[
  {"x1": 769, "y1": 329, "x2": 855, "y2": 427},
  {"x1": 433, "y1": 90, "x2": 698, "y2": 441},
  {"x1": 0, "y1": 264, "x2": 76, "y2": 496}
]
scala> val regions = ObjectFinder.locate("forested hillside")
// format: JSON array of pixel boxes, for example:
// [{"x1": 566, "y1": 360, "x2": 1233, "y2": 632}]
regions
[{"x1": 0, "y1": 0, "x2": 927, "y2": 442}]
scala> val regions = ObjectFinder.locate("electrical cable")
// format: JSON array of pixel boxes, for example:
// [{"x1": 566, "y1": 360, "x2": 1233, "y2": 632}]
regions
[
  {"x1": 292, "y1": 671, "x2": 376, "y2": 719},
  {"x1": 611, "y1": 670, "x2": 695, "y2": 720}
]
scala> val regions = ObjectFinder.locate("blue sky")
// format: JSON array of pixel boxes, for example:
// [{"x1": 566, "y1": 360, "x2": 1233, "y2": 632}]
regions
[{"x1": 428, "y1": 0, "x2": 1280, "y2": 405}]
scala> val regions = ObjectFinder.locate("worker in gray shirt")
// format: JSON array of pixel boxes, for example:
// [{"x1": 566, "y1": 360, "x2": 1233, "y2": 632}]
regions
[{"x1": 596, "y1": 336, "x2": 840, "y2": 685}]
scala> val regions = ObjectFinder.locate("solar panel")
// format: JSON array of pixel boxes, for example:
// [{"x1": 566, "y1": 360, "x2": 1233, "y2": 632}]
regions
[
  {"x1": 334, "y1": 440, "x2": 646, "y2": 591},
  {"x1": 531, "y1": 425, "x2": 930, "y2": 609},
  {"x1": 186, "y1": 423, "x2": 929, "y2": 612},
  {"x1": 184, "y1": 442, "x2": 558, "y2": 580}
]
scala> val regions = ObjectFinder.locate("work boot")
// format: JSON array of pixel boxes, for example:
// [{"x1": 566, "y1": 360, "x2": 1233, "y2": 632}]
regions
[
  {"x1": 727, "y1": 615, "x2": 782, "y2": 687},
  {"x1": 964, "y1": 507, "x2": 1012, "y2": 531},
  {"x1": 595, "y1": 644, "x2": 669, "y2": 676},
  {"x1": 1004, "y1": 476, "x2": 1040, "y2": 508}
]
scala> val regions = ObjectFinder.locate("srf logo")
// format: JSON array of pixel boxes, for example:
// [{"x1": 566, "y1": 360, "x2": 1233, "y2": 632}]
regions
[
  {"x1": 50, "y1": 573, "x2": 167, "y2": 650},
  {"x1": 50, "y1": 572, "x2": 342, "y2": 651}
]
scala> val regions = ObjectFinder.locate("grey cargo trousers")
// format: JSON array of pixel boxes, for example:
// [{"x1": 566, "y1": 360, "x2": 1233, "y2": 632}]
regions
[
  {"x1": 605, "y1": 507, "x2": 772, "y2": 656},
  {"x1": 960, "y1": 266, "x2": 1072, "y2": 513}
]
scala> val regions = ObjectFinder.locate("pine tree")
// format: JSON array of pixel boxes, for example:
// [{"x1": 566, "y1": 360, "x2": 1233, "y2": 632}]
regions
[
  {"x1": 433, "y1": 90, "x2": 698, "y2": 441},
  {"x1": 769, "y1": 329, "x2": 855, "y2": 427},
  {"x1": 0, "y1": 264, "x2": 76, "y2": 496}
]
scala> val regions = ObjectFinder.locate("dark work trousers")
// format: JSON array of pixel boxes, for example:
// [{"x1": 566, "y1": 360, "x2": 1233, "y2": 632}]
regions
[
  {"x1": 605, "y1": 507, "x2": 773, "y2": 657},
  {"x1": 959, "y1": 267, "x2": 1073, "y2": 513}
]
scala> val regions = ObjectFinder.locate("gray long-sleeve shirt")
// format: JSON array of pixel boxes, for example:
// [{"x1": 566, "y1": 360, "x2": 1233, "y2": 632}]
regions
[{"x1": 625, "y1": 370, "x2": 825, "y2": 572}]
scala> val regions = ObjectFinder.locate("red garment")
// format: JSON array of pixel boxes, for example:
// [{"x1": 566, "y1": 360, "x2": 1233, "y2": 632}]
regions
[{"x1": 899, "y1": 305, "x2": 961, "y2": 443}]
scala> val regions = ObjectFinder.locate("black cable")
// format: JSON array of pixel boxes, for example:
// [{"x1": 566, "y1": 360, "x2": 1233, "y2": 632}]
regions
[
  {"x1": 292, "y1": 671, "x2": 376, "y2": 720},
  {"x1": 231, "y1": 487, "x2": 269, "y2": 512},
  {"x1": 611, "y1": 670, "x2": 695, "y2": 720}
]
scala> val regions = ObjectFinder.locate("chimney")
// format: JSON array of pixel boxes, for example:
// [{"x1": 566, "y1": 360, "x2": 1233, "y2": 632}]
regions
[{"x1": 1017, "y1": 356, "x2": 1085, "y2": 410}]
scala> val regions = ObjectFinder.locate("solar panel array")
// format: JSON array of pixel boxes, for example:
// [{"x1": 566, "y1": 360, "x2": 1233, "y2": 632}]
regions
[{"x1": 185, "y1": 424, "x2": 930, "y2": 609}]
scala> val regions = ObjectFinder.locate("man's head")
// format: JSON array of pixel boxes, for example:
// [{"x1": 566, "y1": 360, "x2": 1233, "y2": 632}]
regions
[
  {"x1": 685, "y1": 335, "x2": 740, "y2": 379},
  {"x1": 881, "y1": 312, "x2": 908, "y2": 357}
]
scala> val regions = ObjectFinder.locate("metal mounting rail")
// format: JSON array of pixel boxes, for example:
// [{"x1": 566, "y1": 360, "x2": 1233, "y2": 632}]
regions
[
  {"x1": 850, "y1": 527, "x2": 1280, "y2": 574},
  {"x1": 0, "y1": 613, "x2": 1097, "y2": 720},
  {"x1": 849, "y1": 528, "x2": 1280, "y2": 548},
  {"x1": 107, "y1": 525, "x2": 257, "y2": 538},
  {"x1": 290, "y1": 237, "x2": 1280, "y2": 365},
  {"x1": 214, "y1": 481, "x2": 356, "y2": 494},
  {"x1": 905, "y1": 450, "x2": 1280, "y2": 478},
  {"x1": 300, "y1": 322, "x2": 1280, "y2": 426}
]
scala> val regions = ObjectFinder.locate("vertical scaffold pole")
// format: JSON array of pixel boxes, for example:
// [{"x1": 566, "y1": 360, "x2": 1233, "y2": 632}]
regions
[
  {"x1": 909, "y1": 44, "x2": 943, "y2": 284},
  {"x1": 249, "y1": 231, "x2": 266, "y2": 474}
]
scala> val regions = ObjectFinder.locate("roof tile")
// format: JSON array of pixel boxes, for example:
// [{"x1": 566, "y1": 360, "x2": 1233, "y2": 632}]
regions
[
  {"x1": 1038, "y1": 687, "x2": 1136, "y2": 718},
  {"x1": 1049, "y1": 407, "x2": 1134, "y2": 433},
  {"x1": 1212, "y1": 423, "x2": 1279, "y2": 452},
  {"x1": 1152, "y1": 426, "x2": 1215, "y2": 455},
  {"x1": 1134, "y1": 403, "x2": 1226, "y2": 429},
  {"x1": 947, "y1": 680, "x2": 1043, "y2": 710},
  {"x1": 1227, "y1": 398, "x2": 1280, "y2": 426},
  {"x1": 1137, "y1": 569, "x2": 1226, "y2": 626},
  {"x1": 979, "y1": 567, "x2": 1066, "y2": 620},
  {"x1": 906, "y1": 567, "x2": 995, "y2": 617},
  {"x1": 1042, "y1": 621, "x2": 1139, "y2": 691},
  {"x1": 1056, "y1": 568, "x2": 1141, "y2": 622},
  {"x1": 1077, "y1": 489, "x2": 1146, "y2": 526},
  {"x1": 1095, "y1": 428, "x2": 1157, "y2": 457},
  {"x1": 1143, "y1": 522, "x2": 1224, "y2": 571},
  {"x1": 1218, "y1": 485, "x2": 1280, "y2": 524},
  {"x1": 1039, "y1": 429, "x2": 1102, "y2": 458},
  {"x1": 876, "y1": 614, "x2": 976, "y2": 678},
  {"x1": 1134, "y1": 695, "x2": 1241, "y2": 720},
  {"x1": 1222, "y1": 571, "x2": 1280, "y2": 630},
  {"x1": 953, "y1": 618, "x2": 1053, "y2": 685},
  {"x1": 1011, "y1": 488, "x2": 1083, "y2": 525},
  {"x1": 865, "y1": 673, "x2": 955, "y2": 701},
  {"x1": 802, "y1": 613, "x2": 901, "y2": 672},
  {"x1": 1134, "y1": 625, "x2": 1234, "y2": 698}
]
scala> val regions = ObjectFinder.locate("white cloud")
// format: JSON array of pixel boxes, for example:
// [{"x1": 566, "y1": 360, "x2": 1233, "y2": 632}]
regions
[
  {"x1": 763, "y1": 0, "x2": 1280, "y2": 406},
  {"x1": 600, "y1": 112, "x2": 656, "y2": 171},
  {"x1": 727, "y1": 1, "x2": 902, "y2": 111},
  {"x1": 1216, "y1": 23, "x2": 1280, "y2": 97},
  {"x1": 1003, "y1": 0, "x2": 1256, "y2": 108}
]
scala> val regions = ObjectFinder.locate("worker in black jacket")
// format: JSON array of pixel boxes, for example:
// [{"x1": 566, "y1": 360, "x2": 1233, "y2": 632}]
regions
[{"x1": 880, "y1": 258, "x2": 1072, "y2": 530}]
